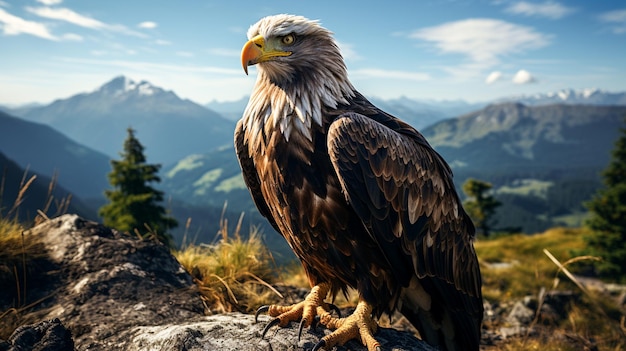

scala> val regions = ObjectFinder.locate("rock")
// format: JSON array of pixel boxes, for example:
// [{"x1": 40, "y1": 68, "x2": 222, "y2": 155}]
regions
[
  {"x1": 0, "y1": 318, "x2": 73, "y2": 351},
  {"x1": 0, "y1": 215, "x2": 434, "y2": 350},
  {"x1": 22, "y1": 214, "x2": 206, "y2": 349},
  {"x1": 506, "y1": 300, "x2": 535, "y2": 326},
  {"x1": 120, "y1": 313, "x2": 434, "y2": 351}
]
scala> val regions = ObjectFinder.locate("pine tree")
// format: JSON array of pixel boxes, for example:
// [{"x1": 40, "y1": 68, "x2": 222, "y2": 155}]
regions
[
  {"x1": 462, "y1": 178, "x2": 501, "y2": 237},
  {"x1": 583, "y1": 119, "x2": 626, "y2": 282},
  {"x1": 99, "y1": 128, "x2": 177, "y2": 247}
]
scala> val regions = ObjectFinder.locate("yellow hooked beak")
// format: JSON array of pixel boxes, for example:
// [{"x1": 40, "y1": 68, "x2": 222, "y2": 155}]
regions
[{"x1": 241, "y1": 35, "x2": 292, "y2": 75}]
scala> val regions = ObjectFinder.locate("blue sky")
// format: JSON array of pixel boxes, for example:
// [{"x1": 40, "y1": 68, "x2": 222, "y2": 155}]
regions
[{"x1": 1, "y1": 0, "x2": 625, "y2": 106}]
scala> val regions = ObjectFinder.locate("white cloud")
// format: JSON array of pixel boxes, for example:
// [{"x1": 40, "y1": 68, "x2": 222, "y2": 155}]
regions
[
  {"x1": 155, "y1": 39, "x2": 171, "y2": 45},
  {"x1": 485, "y1": 71, "x2": 503, "y2": 84},
  {"x1": 410, "y1": 19, "x2": 550, "y2": 66},
  {"x1": 351, "y1": 68, "x2": 430, "y2": 81},
  {"x1": 512, "y1": 69, "x2": 536, "y2": 84},
  {"x1": 36, "y1": 0, "x2": 63, "y2": 5},
  {"x1": 337, "y1": 41, "x2": 362, "y2": 61},
  {"x1": 138, "y1": 21, "x2": 157, "y2": 29},
  {"x1": 27, "y1": 6, "x2": 103, "y2": 28},
  {"x1": 61, "y1": 32, "x2": 82, "y2": 41},
  {"x1": 599, "y1": 9, "x2": 626, "y2": 34},
  {"x1": 505, "y1": 1, "x2": 575, "y2": 19},
  {"x1": 0, "y1": 8, "x2": 57, "y2": 40},
  {"x1": 26, "y1": 6, "x2": 147, "y2": 37},
  {"x1": 176, "y1": 51, "x2": 194, "y2": 58}
]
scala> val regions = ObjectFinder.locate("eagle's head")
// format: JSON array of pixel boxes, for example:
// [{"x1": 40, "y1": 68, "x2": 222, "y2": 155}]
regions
[
  {"x1": 240, "y1": 15, "x2": 355, "y2": 140},
  {"x1": 241, "y1": 14, "x2": 354, "y2": 101}
]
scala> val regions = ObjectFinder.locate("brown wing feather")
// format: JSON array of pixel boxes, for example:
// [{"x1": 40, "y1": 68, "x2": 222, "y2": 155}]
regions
[
  {"x1": 327, "y1": 113, "x2": 480, "y2": 293},
  {"x1": 327, "y1": 112, "x2": 483, "y2": 348}
]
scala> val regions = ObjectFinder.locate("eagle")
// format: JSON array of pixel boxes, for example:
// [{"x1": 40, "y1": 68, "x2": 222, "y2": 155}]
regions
[{"x1": 235, "y1": 14, "x2": 483, "y2": 351}]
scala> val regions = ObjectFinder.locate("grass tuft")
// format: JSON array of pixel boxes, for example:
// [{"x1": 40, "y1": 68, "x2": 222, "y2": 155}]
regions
[
  {"x1": 174, "y1": 213, "x2": 281, "y2": 313},
  {"x1": 0, "y1": 216, "x2": 48, "y2": 339}
]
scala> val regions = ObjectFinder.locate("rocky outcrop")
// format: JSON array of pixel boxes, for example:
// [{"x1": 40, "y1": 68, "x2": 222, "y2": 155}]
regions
[{"x1": 0, "y1": 215, "x2": 433, "y2": 350}]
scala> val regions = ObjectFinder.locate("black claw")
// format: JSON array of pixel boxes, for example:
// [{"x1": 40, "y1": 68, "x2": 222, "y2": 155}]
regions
[
  {"x1": 261, "y1": 317, "x2": 280, "y2": 339},
  {"x1": 328, "y1": 303, "x2": 341, "y2": 318},
  {"x1": 312, "y1": 339, "x2": 326, "y2": 351},
  {"x1": 255, "y1": 305, "x2": 270, "y2": 323},
  {"x1": 297, "y1": 318, "x2": 307, "y2": 342}
]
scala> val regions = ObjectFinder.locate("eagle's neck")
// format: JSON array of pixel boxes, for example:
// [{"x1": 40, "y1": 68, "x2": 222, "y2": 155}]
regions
[{"x1": 242, "y1": 68, "x2": 355, "y2": 143}]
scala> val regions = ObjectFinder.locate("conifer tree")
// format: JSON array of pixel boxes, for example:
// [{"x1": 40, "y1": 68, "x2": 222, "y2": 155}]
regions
[
  {"x1": 583, "y1": 120, "x2": 626, "y2": 282},
  {"x1": 99, "y1": 128, "x2": 177, "y2": 247},
  {"x1": 462, "y1": 178, "x2": 501, "y2": 237}
]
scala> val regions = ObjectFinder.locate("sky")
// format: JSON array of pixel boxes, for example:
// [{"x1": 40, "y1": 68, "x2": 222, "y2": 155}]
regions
[{"x1": 0, "y1": 0, "x2": 625, "y2": 106}]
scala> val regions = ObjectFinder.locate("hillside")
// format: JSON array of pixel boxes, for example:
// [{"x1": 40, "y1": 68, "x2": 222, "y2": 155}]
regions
[
  {"x1": 423, "y1": 103, "x2": 626, "y2": 233},
  {"x1": 162, "y1": 146, "x2": 250, "y2": 211},
  {"x1": 13, "y1": 76, "x2": 235, "y2": 165},
  {"x1": 0, "y1": 152, "x2": 96, "y2": 222},
  {"x1": 423, "y1": 103, "x2": 624, "y2": 174},
  {"x1": 0, "y1": 110, "x2": 110, "y2": 200},
  {"x1": 160, "y1": 147, "x2": 294, "y2": 260}
]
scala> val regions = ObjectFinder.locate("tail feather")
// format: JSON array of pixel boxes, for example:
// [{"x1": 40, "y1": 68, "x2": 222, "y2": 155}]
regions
[{"x1": 400, "y1": 277, "x2": 482, "y2": 351}]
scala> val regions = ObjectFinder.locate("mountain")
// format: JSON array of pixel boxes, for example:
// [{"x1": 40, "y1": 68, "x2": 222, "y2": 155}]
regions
[
  {"x1": 422, "y1": 103, "x2": 625, "y2": 175},
  {"x1": 369, "y1": 96, "x2": 485, "y2": 130},
  {"x1": 163, "y1": 102, "x2": 625, "y2": 236},
  {"x1": 0, "y1": 151, "x2": 96, "y2": 222},
  {"x1": 15, "y1": 76, "x2": 235, "y2": 165},
  {"x1": 0, "y1": 110, "x2": 110, "y2": 199},
  {"x1": 205, "y1": 96, "x2": 249, "y2": 121},
  {"x1": 498, "y1": 88, "x2": 626, "y2": 107},
  {"x1": 422, "y1": 103, "x2": 625, "y2": 233}
]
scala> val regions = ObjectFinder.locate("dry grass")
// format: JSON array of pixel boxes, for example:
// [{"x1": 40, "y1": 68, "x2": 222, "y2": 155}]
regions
[
  {"x1": 476, "y1": 227, "x2": 589, "y2": 302},
  {"x1": 477, "y1": 227, "x2": 626, "y2": 350},
  {"x1": 0, "y1": 216, "x2": 50, "y2": 340},
  {"x1": 174, "y1": 213, "x2": 283, "y2": 313},
  {"x1": 0, "y1": 172, "x2": 69, "y2": 339}
]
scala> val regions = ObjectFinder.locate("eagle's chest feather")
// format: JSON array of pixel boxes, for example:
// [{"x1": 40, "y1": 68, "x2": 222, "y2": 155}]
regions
[{"x1": 246, "y1": 114, "x2": 365, "y2": 265}]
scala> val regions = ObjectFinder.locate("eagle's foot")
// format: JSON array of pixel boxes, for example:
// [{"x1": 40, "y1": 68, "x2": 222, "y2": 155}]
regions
[
  {"x1": 313, "y1": 300, "x2": 380, "y2": 351},
  {"x1": 255, "y1": 282, "x2": 334, "y2": 338}
]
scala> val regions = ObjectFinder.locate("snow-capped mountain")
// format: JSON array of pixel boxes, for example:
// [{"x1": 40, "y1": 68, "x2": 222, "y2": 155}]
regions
[
  {"x1": 98, "y1": 75, "x2": 160, "y2": 97},
  {"x1": 13, "y1": 76, "x2": 234, "y2": 165},
  {"x1": 498, "y1": 88, "x2": 626, "y2": 106}
]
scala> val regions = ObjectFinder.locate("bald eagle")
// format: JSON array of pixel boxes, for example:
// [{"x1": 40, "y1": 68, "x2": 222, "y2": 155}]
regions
[{"x1": 235, "y1": 14, "x2": 483, "y2": 351}]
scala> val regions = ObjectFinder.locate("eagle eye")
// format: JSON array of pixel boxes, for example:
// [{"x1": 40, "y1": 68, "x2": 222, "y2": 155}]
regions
[{"x1": 280, "y1": 34, "x2": 296, "y2": 46}]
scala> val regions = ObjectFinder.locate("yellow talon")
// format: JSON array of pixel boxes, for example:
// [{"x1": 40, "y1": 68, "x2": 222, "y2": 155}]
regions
[
  {"x1": 257, "y1": 282, "x2": 331, "y2": 334},
  {"x1": 316, "y1": 300, "x2": 381, "y2": 351},
  {"x1": 256, "y1": 283, "x2": 381, "y2": 351}
]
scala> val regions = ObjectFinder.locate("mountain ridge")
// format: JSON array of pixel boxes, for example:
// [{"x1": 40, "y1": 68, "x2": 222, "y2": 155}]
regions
[
  {"x1": 0, "y1": 110, "x2": 110, "y2": 200},
  {"x1": 496, "y1": 88, "x2": 626, "y2": 106},
  {"x1": 11, "y1": 76, "x2": 235, "y2": 165},
  {"x1": 0, "y1": 151, "x2": 96, "y2": 222}
]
